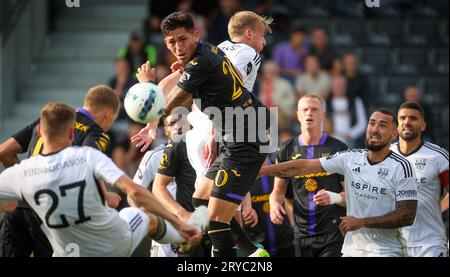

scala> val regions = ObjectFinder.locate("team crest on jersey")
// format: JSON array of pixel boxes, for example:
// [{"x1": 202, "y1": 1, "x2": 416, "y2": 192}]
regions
[
  {"x1": 377, "y1": 167, "x2": 389, "y2": 179},
  {"x1": 305, "y1": 178, "x2": 318, "y2": 192},
  {"x1": 414, "y1": 158, "x2": 426, "y2": 170}
]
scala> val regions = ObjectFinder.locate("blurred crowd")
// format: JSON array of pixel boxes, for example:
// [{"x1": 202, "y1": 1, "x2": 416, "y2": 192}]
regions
[{"x1": 106, "y1": 0, "x2": 446, "y2": 176}]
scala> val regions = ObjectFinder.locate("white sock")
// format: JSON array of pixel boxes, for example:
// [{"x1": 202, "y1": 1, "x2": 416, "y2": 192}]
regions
[{"x1": 152, "y1": 216, "x2": 184, "y2": 244}]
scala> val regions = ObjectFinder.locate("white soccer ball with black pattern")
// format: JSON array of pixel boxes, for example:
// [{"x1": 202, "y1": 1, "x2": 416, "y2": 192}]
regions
[{"x1": 124, "y1": 82, "x2": 166, "y2": 124}]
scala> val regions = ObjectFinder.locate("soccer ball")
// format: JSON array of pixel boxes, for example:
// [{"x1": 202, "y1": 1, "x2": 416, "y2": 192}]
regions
[{"x1": 124, "y1": 82, "x2": 166, "y2": 124}]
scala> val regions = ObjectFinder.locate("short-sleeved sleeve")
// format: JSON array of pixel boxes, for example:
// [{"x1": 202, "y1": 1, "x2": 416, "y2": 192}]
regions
[
  {"x1": 0, "y1": 165, "x2": 22, "y2": 203},
  {"x1": 90, "y1": 148, "x2": 125, "y2": 185},
  {"x1": 319, "y1": 151, "x2": 349, "y2": 175},
  {"x1": 133, "y1": 148, "x2": 163, "y2": 189},
  {"x1": 83, "y1": 126, "x2": 111, "y2": 153},
  {"x1": 230, "y1": 48, "x2": 257, "y2": 80},
  {"x1": 337, "y1": 142, "x2": 349, "y2": 182},
  {"x1": 275, "y1": 143, "x2": 290, "y2": 180},
  {"x1": 276, "y1": 144, "x2": 289, "y2": 164},
  {"x1": 395, "y1": 175, "x2": 418, "y2": 202},
  {"x1": 157, "y1": 143, "x2": 179, "y2": 177},
  {"x1": 177, "y1": 57, "x2": 210, "y2": 94},
  {"x1": 12, "y1": 119, "x2": 39, "y2": 153},
  {"x1": 435, "y1": 148, "x2": 449, "y2": 188}
]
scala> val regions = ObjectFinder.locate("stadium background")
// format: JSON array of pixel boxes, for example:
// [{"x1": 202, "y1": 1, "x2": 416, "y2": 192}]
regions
[{"x1": 0, "y1": 0, "x2": 448, "y2": 169}]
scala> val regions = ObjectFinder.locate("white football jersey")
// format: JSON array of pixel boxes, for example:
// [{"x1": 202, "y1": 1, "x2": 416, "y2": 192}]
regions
[
  {"x1": 133, "y1": 144, "x2": 177, "y2": 253},
  {"x1": 218, "y1": 40, "x2": 261, "y2": 92},
  {"x1": 320, "y1": 149, "x2": 418, "y2": 256},
  {"x1": 133, "y1": 144, "x2": 176, "y2": 197},
  {"x1": 391, "y1": 141, "x2": 449, "y2": 248},
  {"x1": 0, "y1": 146, "x2": 139, "y2": 257}
]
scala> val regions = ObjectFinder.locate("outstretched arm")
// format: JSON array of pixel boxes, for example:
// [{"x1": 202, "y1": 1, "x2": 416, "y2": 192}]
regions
[
  {"x1": 165, "y1": 85, "x2": 193, "y2": 117},
  {"x1": 339, "y1": 200, "x2": 417, "y2": 235},
  {"x1": 153, "y1": 173, "x2": 192, "y2": 222},
  {"x1": 259, "y1": 158, "x2": 325, "y2": 178},
  {"x1": 0, "y1": 138, "x2": 22, "y2": 168}
]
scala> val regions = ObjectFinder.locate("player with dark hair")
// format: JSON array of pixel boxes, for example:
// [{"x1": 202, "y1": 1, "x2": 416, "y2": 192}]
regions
[
  {"x1": 260, "y1": 108, "x2": 418, "y2": 257},
  {"x1": 132, "y1": 12, "x2": 271, "y2": 257},
  {"x1": 270, "y1": 95, "x2": 347, "y2": 257},
  {"x1": 391, "y1": 101, "x2": 449, "y2": 257}
]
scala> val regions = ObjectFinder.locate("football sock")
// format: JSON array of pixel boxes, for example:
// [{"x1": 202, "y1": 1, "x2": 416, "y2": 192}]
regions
[
  {"x1": 152, "y1": 215, "x2": 184, "y2": 244},
  {"x1": 208, "y1": 220, "x2": 236, "y2": 257},
  {"x1": 230, "y1": 217, "x2": 257, "y2": 256}
]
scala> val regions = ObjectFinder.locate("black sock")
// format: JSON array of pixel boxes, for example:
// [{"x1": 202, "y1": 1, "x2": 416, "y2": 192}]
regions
[
  {"x1": 230, "y1": 217, "x2": 257, "y2": 256},
  {"x1": 192, "y1": 197, "x2": 209, "y2": 208},
  {"x1": 208, "y1": 221, "x2": 236, "y2": 257}
]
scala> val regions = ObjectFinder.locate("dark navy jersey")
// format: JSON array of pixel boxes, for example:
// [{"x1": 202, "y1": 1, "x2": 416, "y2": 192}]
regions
[
  {"x1": 245, "y1": 160, "x2": 294, "y2": 256},
  {"x1": 157, "y1": 139, "x2": 196, "y2": 212},
  {"x1": 276, "y1": 133, "x2": 347, "y2": 238},
  {"x1": 13, "y1": 110, "x2": 111, "y2": 158},
  {"x1": 177, "y1": 41, "x2": 270, "y2": 141}
]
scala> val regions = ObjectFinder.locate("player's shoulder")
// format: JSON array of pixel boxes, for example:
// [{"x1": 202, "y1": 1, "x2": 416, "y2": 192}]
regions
[
  {"x1": 388, "y1": 151, "x2": 414, "y2": 178},
  {"x1": 277, "y1": 137, "x2": 297, "y2": 152},
  {"x1": 141, "y1": 143, "x2": 165, "y2": 161},
  {"x1": 390, "y1": 141, "x2": 399, "y2": 150},
  {"x1": 218, "y1": 40, "x2": 256, "y2": 55},
  {"x1": 184, "y1": 43, "x2": 214, "y2": 71},
  {"x1": 423, "y1": 141, "x2": 449, "y2": 161}
]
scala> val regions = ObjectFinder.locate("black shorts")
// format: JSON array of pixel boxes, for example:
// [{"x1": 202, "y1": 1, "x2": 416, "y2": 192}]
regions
[
  {"x1": 205, "y1": 140, "x2": 267, "y2": 205},
  {"x1": 0, "y1": 208, "x2": 52, "y2": 257},
  {"x1": 294, "y1": 230, "x2": 344, "y2": 257}
]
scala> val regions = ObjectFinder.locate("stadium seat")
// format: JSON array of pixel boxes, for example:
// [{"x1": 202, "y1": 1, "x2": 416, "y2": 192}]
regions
[
  {"x1": 423, "y1": 76, "x2": 449, "y2": 104},
  {"x1": 372, "y1": 19, "x2": 404, "y2": 43},
  {"x1": 385, "y1": 75, "x2": 421, "y2": 96},
  {"x1": 409, "y1": 18, "x2": 440, "y2": 40},
  {"x1": 429, "y1": 47, "x2": 449, "y2": 74},
  {"x1": 361, "y1": 47, "x2": 393, "y2": 69},
  {"x1": 334, "y1": 19, "x2": 367, "y2": 44},
  {"x1": 396, "y1": 47, "x2": 429, "y2": 70}
]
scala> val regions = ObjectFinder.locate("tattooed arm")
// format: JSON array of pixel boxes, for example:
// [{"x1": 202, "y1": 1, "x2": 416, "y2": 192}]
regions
[
  {"x1": 259, "y1": 159, "x2": 325, "y2": 178},
  {"x1": 339, "y1": 200, "x2": 417, "y2": 235}
]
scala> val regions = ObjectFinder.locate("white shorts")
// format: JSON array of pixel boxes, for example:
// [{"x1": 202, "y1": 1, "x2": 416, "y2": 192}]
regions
[
  {"x1": 342, "y1": 248, "x2": 406, "y2": 257},
  {"x1": 150, "y1": 242, "x2": 178, "y2": 257},
  {"x1": 119, "y1": 207, "x2": 150, "y2": 256},
  {"x1": 407, "y1": 244, "x2": 449, "y2": 257}
]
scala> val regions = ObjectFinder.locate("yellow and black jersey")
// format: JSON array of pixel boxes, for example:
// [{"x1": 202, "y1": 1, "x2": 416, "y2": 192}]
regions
[
  {"x1": 276, "y1": 133, "x2": 347, "y2": 239},
  {"x1": 12, "y1": 109, "x2": 111, "y2": 158},
  {"x1": 157, "y1": 138, "x2": 196, "y2": 212},
  {"x1": 177, "y1": 41, "x2": 270, "y2": 140}
]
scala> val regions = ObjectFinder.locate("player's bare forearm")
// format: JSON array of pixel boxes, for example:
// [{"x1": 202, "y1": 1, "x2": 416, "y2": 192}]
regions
[
  {"x1": 441, "y1": 193, "x2": 449, "y2": 212},
  {"x1": 363, "y1": 200, "x2": 417, "y2": 229},
  {"x1": 270, "y1": 177, "x2": 287, "y2": 205},
  {"x1": 152, "y1": 173, "x2": 189, "y2": 219},
  {"x1": 0, "y1": 138, "x2": 22, "y2": 168},
  {"x1": 260, "y1": 159, "x2": 324, "y2": 178},
  {"x1": 165, "y1": 86, "x2": 193, "y2": 116}
]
